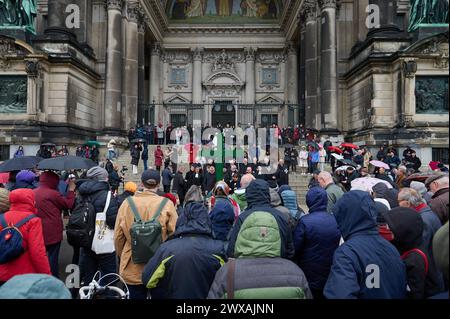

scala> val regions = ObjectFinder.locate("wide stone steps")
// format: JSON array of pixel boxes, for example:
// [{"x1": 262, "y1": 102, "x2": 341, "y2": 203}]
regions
[{"x1": 109, "y1": 145, "x2": 332, "y2": 207}]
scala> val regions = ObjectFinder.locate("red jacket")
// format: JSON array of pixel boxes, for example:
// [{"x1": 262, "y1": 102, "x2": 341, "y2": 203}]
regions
[
  {"x1": 154, "y1": 148, "x2": 164, "y2": 167},
  {"x1": 0, "y1": 189, "x2": 51, "y2": 282},
  {"x1": 34, "y1": 171, "x2": 75, "y2": 245}
]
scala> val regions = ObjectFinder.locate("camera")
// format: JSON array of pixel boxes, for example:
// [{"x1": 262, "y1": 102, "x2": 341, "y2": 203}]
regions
[{"x1": 121, "y1": 165, "x2": 128, "y2": 174}]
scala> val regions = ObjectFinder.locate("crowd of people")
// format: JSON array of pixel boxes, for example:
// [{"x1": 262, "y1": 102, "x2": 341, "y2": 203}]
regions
[{"x1": 0, "y1": 153, "x2": 448, "y2": 299}]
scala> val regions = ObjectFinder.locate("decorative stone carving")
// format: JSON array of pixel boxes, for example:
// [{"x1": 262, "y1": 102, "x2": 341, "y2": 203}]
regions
[
  {"x1": 244, "y1": 47, "x2": 256, "y2": 61},
  {"x1": 127, "y1": 2, "x2": 140, "y2": 23},
  {"x1": 256, "y1": 50, "x2": 287, "y2": 63},
  {"x1": 138, "y1": 6, "x2": 146, "y2": 33},
  {"x1": 203, "y1": 50, "x2": 245, "y2": 64},
  {"x1": 434, "y1": 53, "x2": 449, "y2": 69},
  {"x1": 286, "y1": 41, "x2": 297, "y2": 56},
  {"x1": 25, "y1": 60, "x2": 40, "y2": 77},
  {"x1": 212, "y1": 49, "x2": 235, "y2": 72},
  {"x1": 162, "y1": 50, "x2": 192, "y2": 63},
  {"x1": 302, "y1": 0, "x2": 317, "y2": 22},
  {"x1": 151, "y1": 42, "x2": 162, "y2": 56},
  {"x1": 319, "y1": 0, "x2": 337, "y2": 9},
  {"x1": 192, "y1": 47, "x2": 203, "y2": 61},
  {"x1": 107, "y1": 0, "x2": 122, "y2": 10}
]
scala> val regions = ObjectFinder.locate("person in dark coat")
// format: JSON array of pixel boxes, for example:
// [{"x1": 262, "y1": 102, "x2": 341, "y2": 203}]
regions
[
  {"x1": 384, "y1": 207, "x2": 444, "y2": 299},
  {"x1": 185, "y1": 165, "x2": 195, "y2": 189},
  {"x1": 189, "y1": 166, "x2": 203, "y2": 188},
  {"x1": 141, "y1": 145, "x2": 149, "y2": 171},
  {"x1": 172, "y1": 167, "x2": 187, "y2": 205},
  {"x1": 90, "y1": 146, "x2": 99, "y2": 164},
  {"x1": 376, "y1": 146, "x2": 387, "y2": 161},
  {"x1": 76, "y1": 167, "x2": 119, "y2": 286},
  {"x1": 294, "y1": 187, "x2": 341, "y2": 299},
  {"x1": 324, "y1": 190, "x2": 407, "y2": 299},
  {"x1": 130, "y1": 144, "x2": 142, "y2": 175},
  {"x1": 209, "y1": 197, "x2": 235, "y2": 243},
  {"x1": 375, "y1": 167, "x2": 398, "y2": 189},
  {"x1": 227, "y1": 179, "x2": 295, "y2": 260},
  {"x1": 141, "y1": 187, "x2": 226, "y2": 299},
  {"x1": 405, "y1": 151, "x2": 422, "y2": 172},
  {"x1": 162, "y1": 166, "x2": 174, "y2": 194},
  {"x1": 275, "y1": 159, "x2": 289, "y2": 187},
  {"x1": 426, "y1": 174, "x2": 449, "y2": 225},
  {"x1": 203, "y1": 166, "x2": 217, "y2": 196},
  {"x1": 34, "y1": 171, "x2": 76, "y2": 278},
  {"x1": 108, "y1": 164, "x2": 122, "y2": 194}
]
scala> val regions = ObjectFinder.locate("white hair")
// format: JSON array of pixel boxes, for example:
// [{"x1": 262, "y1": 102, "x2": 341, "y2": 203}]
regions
[{"x1": 398, "y1": 188, "x2": 423, "y2": 207}]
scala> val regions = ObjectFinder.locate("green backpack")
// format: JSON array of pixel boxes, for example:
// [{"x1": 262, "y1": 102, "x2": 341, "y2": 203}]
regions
[{"x1": 126, "y1": 197, "x2": 169, "y2": 264}]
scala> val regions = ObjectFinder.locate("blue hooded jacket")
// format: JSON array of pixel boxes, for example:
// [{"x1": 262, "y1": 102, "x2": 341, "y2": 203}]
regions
[
  {"x1": 142, "y1": 201, "x2": 226, "y2": 299},
  {"x1": 226, "y1": 179, "x2": 295, "y2": 260},
  {"x1": 324, "y1": 191, "x2": 407, "y2": 299},
  {"x1": 293, "y1": 187, "x2": 341, "y2": 291},
  {"x1": 210, "y1": 198, "x2": 235, "y2": 241}
]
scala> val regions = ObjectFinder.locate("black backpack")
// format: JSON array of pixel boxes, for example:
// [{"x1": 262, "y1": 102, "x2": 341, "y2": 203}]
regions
[{"x1": 66, "y1": 195, "x2": 97, "y2": 248}]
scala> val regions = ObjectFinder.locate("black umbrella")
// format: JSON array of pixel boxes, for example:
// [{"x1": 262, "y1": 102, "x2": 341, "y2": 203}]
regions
[
  {"x1": 41, "y1": 143, "x2": 56, "y2": 147},
  {"x1": 338, "y1": 158, "x2": 358, "y2": 167},
  {"x1": 0, "y1": 156, "x2": 43, "y2": 173},
  {"x1": 37, "y1": 156, "x2": 96, "y2": 171}
]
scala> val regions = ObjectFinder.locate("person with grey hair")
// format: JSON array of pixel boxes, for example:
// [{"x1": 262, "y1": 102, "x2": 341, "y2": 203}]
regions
[
  {"x1": 230, "y1": 173, "x2": 255, "y2": 212},
  {"x1": 398, "y1": 188, "x2": 442, "y2": 256},
  {"x1": 426, "y1": 174, "x2": 449, "y2": 224},
  {"x1": 410, "y1": 181, "x2": 433, "y2": 204},
  {"x1": 318, "y1": 171, "x2": 344, "y2": 213}
]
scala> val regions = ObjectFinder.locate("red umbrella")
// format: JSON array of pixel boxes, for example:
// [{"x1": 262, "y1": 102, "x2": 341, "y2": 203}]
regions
[
  {"x1": 0, "y1": 172, "x2": 9, "y2": 184},
  {"x1": 328, "y1": 146, "x2": 343, "y2": 154},
  {"x1": 341, "y1": 143, "x2": 359, "y2": 149}
]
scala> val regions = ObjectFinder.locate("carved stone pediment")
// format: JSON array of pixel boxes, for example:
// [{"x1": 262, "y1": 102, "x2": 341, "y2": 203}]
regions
[
  {"x1": 0, "y1": 35, "x2": 35, "y2": 70},
  {"x1": 257, "y1": 95, "x2": 284, "y2": 104},
  {"x1": 403, "y1": 32, "x2": 449, "y2": 68},
  {"x1": 165, "y1": 94, "x2": 190, "y2": 104},
  {"x1": 203, "y1": 70, "x2": 245, "y2": 97}
]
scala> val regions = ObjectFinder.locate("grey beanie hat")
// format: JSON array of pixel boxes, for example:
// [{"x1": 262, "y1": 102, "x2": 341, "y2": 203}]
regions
[{"x1": 86, "y1": 166, "x2": 109, "y2": 182}]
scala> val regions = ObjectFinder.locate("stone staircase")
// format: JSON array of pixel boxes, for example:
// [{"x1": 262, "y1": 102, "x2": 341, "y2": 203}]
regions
[{"x1": 109, "y1": 145, "x2": 332, "y2": 208}]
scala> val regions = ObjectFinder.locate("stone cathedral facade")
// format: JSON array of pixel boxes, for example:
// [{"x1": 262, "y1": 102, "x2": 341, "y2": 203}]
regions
[{"x1": 0, "y1": 0, "x2": 448, "y2": 164}]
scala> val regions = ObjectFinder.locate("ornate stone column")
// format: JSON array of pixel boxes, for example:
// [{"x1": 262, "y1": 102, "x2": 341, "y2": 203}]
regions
[
  {"x1": 137, "y1": 8, "x2": 146, "y2": 126},
  {"x1": 123, "y1": 2, "x2": 139, "y2": 130},
  {"x1": 150, "y1": 42, "x2": 162, "y2": 124},
  {"x1": 319, "y1": 0, "x2": 338, "y2": 130},
  {"x1": 244, "y1": 47, "x2": 256, "y2": 105},
  {"x1": 192, "y1": 47, "x2": 203, "y2": 105},
  {"x1": 299, "y1": 15, "x2": 307, "y2": 126},
  {"x1": 104, "y1": 0, "x2": 123, "y2": 131},
  {"x1": 402, "y1": 59, "x2": 418, "y2": 128},
  {"x1": 287, "y1": 41, "x2": 299, "y2": 120},
  {"x1": 303, "y1": 0, "x2": 319, "y2": 129}
]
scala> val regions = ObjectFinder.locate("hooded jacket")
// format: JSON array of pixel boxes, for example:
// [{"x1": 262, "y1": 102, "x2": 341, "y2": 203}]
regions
[
  {"x1": 34, "y1": 172, "x2": 75, "y2": 245},
  {"x1": 294, "y1": 187, "x2": 341, "y2": 292},
  {"x1": 0, "y1": 189, "x2": 51, "y2": 282},
  {"x1": 208, "y1": 211, "x2": 312, "y2": 299},
  {"x1": 324, "y1": 191, "x2": 407, "y2": 299},
  {"x1": 430, "y1": 187, "x2": 449, "y2": 224},
  {"x1": 384, "y1": 207, "x2": 443, "y2": 299},
  {"x1": 142, "y1": 201, "x2": 226, "y2": 299},
  {"x1": 210, "y1": 199, "x2": 235, "y2": 241},
  {"x1": 230, "y1": 189, "x2": 247, "y2": 212},
  {"x1": 227, "y1": 180, "x2": 295, "y2": 260},
  {"x1": 77, "y1": 180, "x2": 119, "y2": 229},
  {"x1": 13, "y1": 170, "x2": 36, "y2": 190}
]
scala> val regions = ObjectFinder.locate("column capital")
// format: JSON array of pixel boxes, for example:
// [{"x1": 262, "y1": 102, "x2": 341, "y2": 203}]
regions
[
  {"x1": 286, "y1": 41, "x2": 297, "y2": 56},
  {"x1": 319, "y1": 0, "x2": 337, "y2": 10},
  {"x1": 151, "y1": 42, "x2": 162, "y2": 56},
  {"x1": 302, "y1": 0, "x2": 317, "y2": 23},
  {"x1": 192, "y1": 47, "x2": 204, "y2": 61},
  {"x1": 244, "y1": 47, "x2": 256, "y2": 61},
  {"x1": 106, "y1": 0, "x2": 122, "y2": 11},
  {"x1": 127, "y1": 2, "x2": 140, "y2": 23},
  {"x1": 138, "y1": 7, "x2": 146, "y2": 32}
]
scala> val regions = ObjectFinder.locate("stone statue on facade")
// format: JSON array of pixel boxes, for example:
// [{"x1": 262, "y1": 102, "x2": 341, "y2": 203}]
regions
[
  {"x1": 0, "y1": 0, "x2": 37, "y2": 32},
  {"x1": 408, "y1": 0, "x2": 449, "y2": 32}
]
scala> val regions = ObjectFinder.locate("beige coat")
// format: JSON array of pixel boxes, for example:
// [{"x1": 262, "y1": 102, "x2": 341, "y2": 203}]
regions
[{"x1": 114, "y1": 190, "x2": 178, "y2": 285}]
